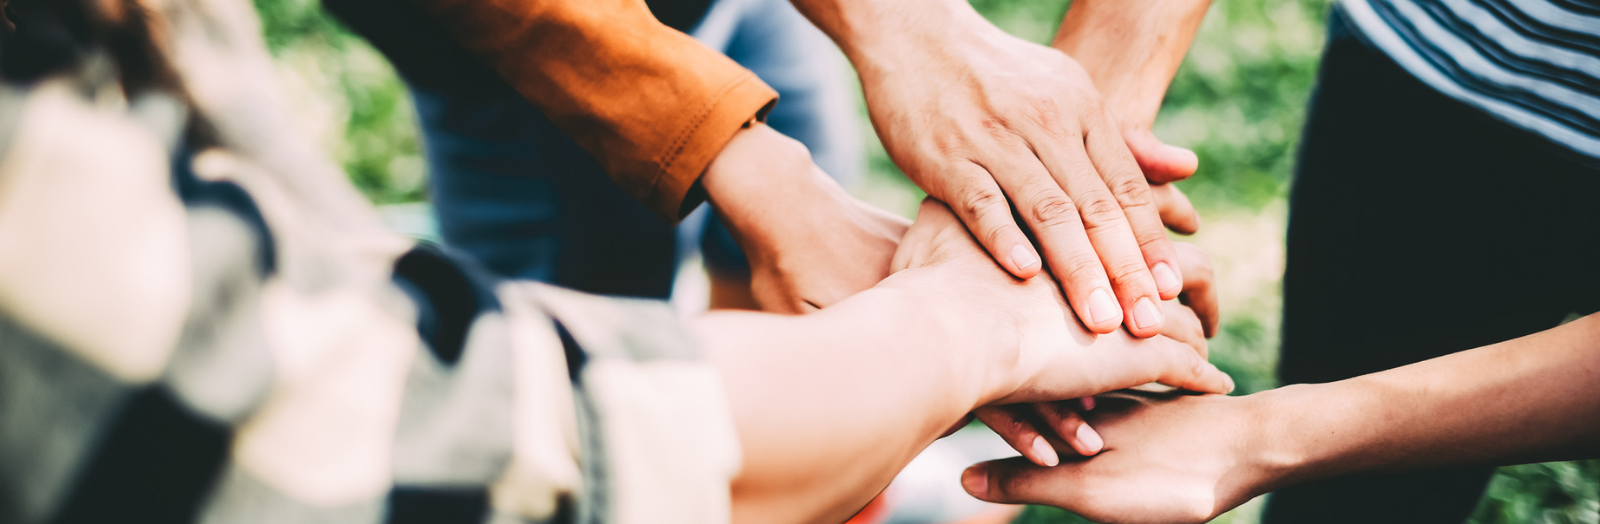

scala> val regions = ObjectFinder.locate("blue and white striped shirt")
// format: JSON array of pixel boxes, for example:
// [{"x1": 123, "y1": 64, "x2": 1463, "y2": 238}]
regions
[{"x1": 1340, "y1": 0, "x2": 1600, "y2": 164}]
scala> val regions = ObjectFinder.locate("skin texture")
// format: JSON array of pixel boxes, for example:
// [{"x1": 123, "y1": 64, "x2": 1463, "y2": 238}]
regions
[
  {"x1": 1053, "y1": 0, "x2": 1216, "y2": 233},
  {"x1": 788, "y1": 0, "x2": 1190, "y2": 339},
  {"x1": 936, "y1": 0, "x2": 1219, "y2": 468},
  {"x1": 699, "y1": 123, "x2": 908, "y2": 313},
  {"x1": 961, "y1": 314, "x2": 1600, "y2": 524},
  {"x1": 973, "y1": 241, "x2": 1220, "y2": 467},
  {"x1": 690, "y1": 199, "x2": 1234, "y2": 524}
]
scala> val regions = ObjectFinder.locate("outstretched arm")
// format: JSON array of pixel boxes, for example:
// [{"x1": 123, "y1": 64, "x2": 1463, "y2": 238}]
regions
[
  {"x1": 964, "y1": 314, "x2": 1600, "y2": 524},
  {"x1": 690, "y1": 200, "x2": 1234, "y2": 524}
]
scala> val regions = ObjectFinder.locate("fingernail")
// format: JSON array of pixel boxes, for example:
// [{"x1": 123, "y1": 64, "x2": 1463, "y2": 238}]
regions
[
  {"x1": 1010, "y1": 244, "x2": 1039, "y2": 270},
  {"x1": 962, "y1": 466, "x2": 990, "y2": 498},
  {"x1": 1031, "y1": 435, "x2": 1059, "y2": 467},
  {"x1": 1222, "y1": 368, "x2": 1236, "y2": 394},
  {"x1": 1152, "y1": 262, "x2": 1181, "y2": 294},
  {"x1": 1088, "y1": 288, "x2": 1120, "y2": 325},
  {"x1": 1076, "y1": 424, "x2": 1104, "y2": 455},
  {"x1": 1080, "y1": 396, "x2": 1096, "y2": 411},
  {"x1": 1133, "y1": 297, "x2": 1163, "y2": 329}
]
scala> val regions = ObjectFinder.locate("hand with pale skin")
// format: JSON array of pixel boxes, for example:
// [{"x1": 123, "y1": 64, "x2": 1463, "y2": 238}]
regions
[
  {"x1": 960, "y1": 0, "x2": 1224, "y2": 466},
  {"x1": 972, "y1": 241, "x2": 1220, "y2": 467},
  {"x1": 699, "y1": 123, "x2": 909, "y2": 313},
  {"x1": 959, "y1": 314, "x2": 1600, "y2": 524},
  {"x1": 693, "y1": 198, "x2": 1234, "y2": 524},
  {"x1": 788, "y1": 0, "x2": 1194, "y2": 338}
]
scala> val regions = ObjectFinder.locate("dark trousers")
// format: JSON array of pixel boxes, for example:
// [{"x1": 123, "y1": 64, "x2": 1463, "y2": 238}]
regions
[{"x1": 1263, "y1": 8, "x2": 1600, "y2": 524}]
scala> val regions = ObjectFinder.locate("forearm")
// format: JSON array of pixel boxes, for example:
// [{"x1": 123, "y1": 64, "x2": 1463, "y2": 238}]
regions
[
  {"x1": 1052, "y1": 0, "x2": 1212, "y2": 128},
  {"x1": 1256, "y1": 314, "x2": 1600, "y2": 491},
  {"x1": 689, "y1": 282, "x2": 986, "y2": 524},
  {"x1": 786, "y1": 0, "x2": 996, "y2": 74}
]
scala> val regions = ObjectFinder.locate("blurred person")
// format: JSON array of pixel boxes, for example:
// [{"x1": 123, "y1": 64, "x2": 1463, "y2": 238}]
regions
[
  {"x1": 955, "y1": 310, "x2": 1600, "y2": 524},
  {"x1": 0, "y1": 2, "x2": 1232, "y2": 524},
  {"x1": 324, "y1": 0, "x2": 870, "y2": 311}
]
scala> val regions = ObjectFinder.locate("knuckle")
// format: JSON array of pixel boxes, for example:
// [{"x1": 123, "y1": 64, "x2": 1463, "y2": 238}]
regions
[
  {"x1": 1108, "y1": 175, "x2": 1154, "y2": 208},
  {"x1": 1186, "y1": 355, "x2": 1210, "y2": 380},
  {"x1": 1059, "y1": 254, "x2": 1106, "y2": 285},
  {"x1": 1077, "y1": 196, "x2": 1126, "y2": 229},
  {"x1": 957, "y1": 186, "x2": 1009, "y2": 221},
  {"x1": 1028, "y1": 194, "x2": 1078, "y2": 227},
  {"x1": 1106, "y1": 259, "x2": 1150, "y2": 283},
  {"x1": 1137, "y1": 229, "x2": 1174, "y2": 251}
]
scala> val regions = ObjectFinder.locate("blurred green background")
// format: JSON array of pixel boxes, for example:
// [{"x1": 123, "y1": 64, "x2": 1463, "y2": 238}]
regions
[{"x1": 252, "y1": 0, "x2": 1598, "y2": 522}]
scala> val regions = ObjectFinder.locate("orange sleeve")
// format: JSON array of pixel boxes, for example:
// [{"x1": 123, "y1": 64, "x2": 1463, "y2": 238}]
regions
[{"x1": 418, "y1": 0, "x2": 778, "y2": 221}]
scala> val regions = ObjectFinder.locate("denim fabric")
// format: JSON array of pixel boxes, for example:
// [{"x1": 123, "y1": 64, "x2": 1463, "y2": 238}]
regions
[{"x1": 409, "y1": 0, "x2": 859, "y2": 299}]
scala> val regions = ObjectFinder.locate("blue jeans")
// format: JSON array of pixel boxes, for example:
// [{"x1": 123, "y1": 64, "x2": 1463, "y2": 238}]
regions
[{"x1": 411, "y1": 0, "x2": 860, "y2": 299}]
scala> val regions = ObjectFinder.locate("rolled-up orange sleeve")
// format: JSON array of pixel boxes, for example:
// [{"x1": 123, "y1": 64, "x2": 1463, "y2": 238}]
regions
[{"x1": 417, "y1": 0, "x2": 778, "y2": 221}]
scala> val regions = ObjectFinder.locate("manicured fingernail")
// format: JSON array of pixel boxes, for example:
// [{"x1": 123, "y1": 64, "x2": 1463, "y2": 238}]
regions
[
  {"x1": 1152, "y1": 262, "x2": 1180, "y2": 294},
  {"x1": 1080, "y1": 396, "x2": 1096, "y2": 411},
  {"x1": 1088, "y1": 288, "x2": 1120, "y2": 325},
  {"x1": 1031, "y1": 435, "x2": 1059, "y2": 467},
  {"x1": 1133, "y1": 297, "x2": 1163, "y2": 329},
  {"x1": 962, "y1": 466, "x2": 990, "y2": 498},
  {"x1": 1076, "y1": 424, "x2": 1104, "y2": 454},
  {"x1": 1011, "y1": 244, "x2": 1039, "y2": 270}
]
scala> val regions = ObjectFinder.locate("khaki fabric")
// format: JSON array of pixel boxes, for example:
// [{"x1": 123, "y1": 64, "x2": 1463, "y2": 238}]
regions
[{"x1": 420, "y1": 0, "x2": 780, "y2": 221}]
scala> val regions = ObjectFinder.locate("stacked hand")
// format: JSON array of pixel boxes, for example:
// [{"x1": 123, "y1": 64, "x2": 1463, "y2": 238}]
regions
[
  {"x1": 851, "y1": 3, "x2": 1198, "y2": 338},
  {"x1": 885, "y1": 198, "x2": 1232, "y2": 414},
  {"x1": 969, "y1": 240, "x2": 1220, "y2": 467}
]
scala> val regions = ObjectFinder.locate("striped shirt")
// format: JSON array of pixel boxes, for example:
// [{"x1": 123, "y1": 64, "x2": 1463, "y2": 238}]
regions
[{"x1": 1339, "y1": 0, "x2": 1600, "y2": 164}]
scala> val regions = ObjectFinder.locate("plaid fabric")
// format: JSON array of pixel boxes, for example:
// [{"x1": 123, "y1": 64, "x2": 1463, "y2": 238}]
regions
[{"x1": 0, "y1": 3, "x2": 742, "y2": 522}]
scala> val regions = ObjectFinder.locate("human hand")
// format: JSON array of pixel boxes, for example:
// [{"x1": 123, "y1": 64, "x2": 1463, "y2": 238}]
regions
[
  {"x1": 973, "y1": 239, "x2": 1220, "y2": 466},
  {"x1": 885, "y1": 198, "x2": 1232, "y2": 412},
  {"x1": 848, "y1": 3, "x2": 1185, "y2": 337},
  {"x1": 961, "y1": 391, "x2": 1274, "y2": 524},
  {"x1": 702, "y1": 123, "x2": 909, "y2": 313}
]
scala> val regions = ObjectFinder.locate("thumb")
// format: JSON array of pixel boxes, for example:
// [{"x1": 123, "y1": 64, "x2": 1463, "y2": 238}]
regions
[
  {"x1": 962, "y1": 457, "x2": 1065, "y2": 505},
  {"x1": 1124, "y1": 127, "x2": 1198, "y2": 184}
]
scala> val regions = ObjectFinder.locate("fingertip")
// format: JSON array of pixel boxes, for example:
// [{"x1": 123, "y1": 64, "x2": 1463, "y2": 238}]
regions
[
  {"x1": 1030, "y1": 435, "x2": 1060, "y2": 467},
  {"x1": 1130, "y1": 297, "x2": 1165, "y2": 334},
  {"x1": 1083, "y1": 287, "x2": 1122, "y2": 332},
  {"x1": 1074, "y1": 424, "x2": 1104, "y2": 456},
  {"x1": 1152, "y1": 261, "x2": 1182, "y2": 299},
  {"x1": 1008, "y1": 244, "x2": 1042, "y2": 278},
  {"x1": 1165, "y1": 144, "x2": 1199, "y2": 176},
  {"x1": 961, "y1": 464, "x2": 991, "y2": 499}
]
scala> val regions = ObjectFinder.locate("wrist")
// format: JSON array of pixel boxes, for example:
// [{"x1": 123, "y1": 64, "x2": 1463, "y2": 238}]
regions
[
  {"x1": 1051, "y1": 0, "x2": 1211, "y2": 129},
  {"x1": 873, "y1": 264, "x2": 1015, "y2": 410},
  {"x1": 1243, "y1": 383, "x2": 1347, "y2": 495},
  {"x1": 834, "y1": 1, "x2": 1003, "y2": 78},
  {"x1": 701, "y1": 124, "x2": 845, "y2": 263}
]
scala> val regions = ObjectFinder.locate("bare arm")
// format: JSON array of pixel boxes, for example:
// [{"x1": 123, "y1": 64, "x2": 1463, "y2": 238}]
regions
[
  {"x1": 1053, "y1": 0, "x2": 1213, "y2": 134},
  {"x1": 691, "y1": 199, "x2": 1234, "y2": 524},
  {"x1": 964, "y1": 314, "x2": 1600, "y2": 523},
  {"x1": 1269, "y1": 313, "x2": 1600, "y2": 479}
]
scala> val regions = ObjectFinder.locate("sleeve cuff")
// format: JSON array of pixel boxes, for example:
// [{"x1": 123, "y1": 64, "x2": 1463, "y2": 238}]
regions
[{"x1": 643, "y1": 71, "x2": 777, "y2": 222}]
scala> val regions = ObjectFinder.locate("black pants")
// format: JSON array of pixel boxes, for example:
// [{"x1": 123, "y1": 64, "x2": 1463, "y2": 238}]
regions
[{"x1": 1263, "y1": 8, "x2": 1600, "y2": 524}]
